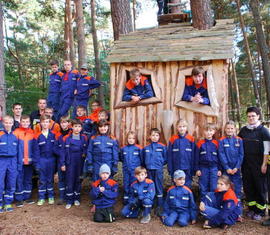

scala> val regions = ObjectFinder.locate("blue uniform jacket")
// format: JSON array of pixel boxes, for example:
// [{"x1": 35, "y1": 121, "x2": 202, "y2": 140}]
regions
[
  {"x1": 167, "y1": 134, "x2": 195, "y2": 176},
  {"x1": 162, "y1": 185, "x2": 197, "y2": 220},
  {"x1": 87, "y1": 135, "x2": 119, "y2": 173},
  {"x1": 219, "y1": 136, "x2": 244, "y2": 170},
  {"x1": 202, "y1": 189, "x2": 241, "y2": 226},
  {"x1": 76, "y1": 74, "x2": 101, "y2": 99},
  {"x1": 143, "y1": 142, "x2": 167, "y2": 170},
  {"x1": 90, "y1": 178, "x2": 118, "y2": 208},
  {"x1": 195, "y1": 139, "x2": 220, "y2": 171},
  {"x1": 60, "y1": 70, "x2": 80, "y2": 98},
  {"x1": 120, "y1": 144, "x2": 143, "y2": 173},
  {"x1": 122, "y1": 76, "x2": 154, "y2": 101},
  {"x1": 128, "y1": 178, "x2": 155, "y2": 204},
  {"x1": 33, "y1": 131, "x2": 57, "y2": 169},
  {"x1": 60, "y1": 133, "x2": 88, "y2": 167},
  {"x1": 0, "y1": 130, "x2": 23, "y2": 169},
  {"x1": 49, "y1": 71, "x2": 63, "y2": 93},
  {"x1": 182, "y1": 77, "x2": 210, "y2": 105}
]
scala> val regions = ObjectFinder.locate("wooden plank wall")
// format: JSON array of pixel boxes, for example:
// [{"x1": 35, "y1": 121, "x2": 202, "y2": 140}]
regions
[{"x1": 110, "y1": 60, "x2": 228, "y2": 147}]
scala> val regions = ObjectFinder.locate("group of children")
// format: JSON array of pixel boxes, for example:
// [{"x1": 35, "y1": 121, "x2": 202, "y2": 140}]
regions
[
  {"x1": 0, "y1": 63, "x2": 245, "y2": 229},
  {"x1": 0, "y1": 107, "x2": 243, "y2": 229}
]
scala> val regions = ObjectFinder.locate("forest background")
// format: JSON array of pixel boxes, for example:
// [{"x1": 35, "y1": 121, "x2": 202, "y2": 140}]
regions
[{"x1": 0, "y1": 0, "x2": 269, "y2": 127}]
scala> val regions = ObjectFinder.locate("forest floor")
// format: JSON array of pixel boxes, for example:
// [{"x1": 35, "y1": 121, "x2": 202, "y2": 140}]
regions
[{"x1": 1, "y1": 172, "x2": 270, "y2": 235}]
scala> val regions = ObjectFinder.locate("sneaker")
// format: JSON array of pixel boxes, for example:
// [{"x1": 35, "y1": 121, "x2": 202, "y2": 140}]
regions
[
  {"x1": 57, "y1": 199, "x2": 64, "y2": 205},
  {"x1": 140, "y1": 214, "x2": 151, "y2": 224},
  {"x1": 74, "y1": 200, "x2": 80, "y2": 206},
  {"x1": 262, "y1": 218, "x2": 270, "y2": 226},
  {"x1": 253, "y1": 214, "x2": 263, "y2": 221},
  {"x1": 25, "y1": 199, "x2": 35, "y2": 205},
  {"x1": 16, "y1": 201, "x2": 24, "y2": 208},
  {"x1": 37, "y1": 199, "x2": 45, "y2": 206},
  {"x1": 246, "y1": 210, "x2": 255, "y2": 219},
  {"x1": 48, "y1": 198, "x2": 54, "y2": 205},
  {"x1": 237, "y1": 215, "x2": 243, "y2": 222},
  {"x1": 4, "y1": 204, "x2": 14, "y2": 212},
  {"x1": 0, "y1": 207, "x2": 4, "y2": 213},
  {"x1": 65, "y1": 204, "x2": 72, "y2": 209}
]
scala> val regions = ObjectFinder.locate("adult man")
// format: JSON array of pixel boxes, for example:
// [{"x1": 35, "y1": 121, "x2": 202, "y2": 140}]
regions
[
  {"x1": 12, "y1": 103, "x2": 23, "y2": 130},
  {"x1": 30, "y1": 98, "x2": 47, "y2": 128}
]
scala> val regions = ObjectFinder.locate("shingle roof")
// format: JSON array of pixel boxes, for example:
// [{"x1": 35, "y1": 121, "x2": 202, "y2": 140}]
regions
[{"x1": 106, "y1": 19, "x2": 235, "y2": 63}]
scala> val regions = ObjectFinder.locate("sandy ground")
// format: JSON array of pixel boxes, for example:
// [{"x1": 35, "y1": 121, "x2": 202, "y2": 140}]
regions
[{"x1": 1, "y1": 172, "x2": 270, "y2": 235}]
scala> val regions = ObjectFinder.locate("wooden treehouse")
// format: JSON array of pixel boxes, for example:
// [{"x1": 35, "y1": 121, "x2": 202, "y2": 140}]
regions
[{"x1": 106, "y1": 19, "x2": 235, "y2": 146}]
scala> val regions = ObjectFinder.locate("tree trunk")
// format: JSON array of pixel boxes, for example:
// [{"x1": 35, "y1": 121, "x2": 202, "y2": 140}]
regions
[
  {"x1": 90, "y1": 0, "x2": 105, "y2": 107},
  {"x1": 170, "y1": 0, "x2": 181, "y2": 13},
  {"x1": 235, "y1": 0, "x2": 262, "y2": 112},
  {"x1": 250, "y1": 0, "x2": 270, "y2": 112},
  {"x1": 132, "y1": 0, "x2": 136, "y2": 30},
  {"x1": 64, "y1": 0, "x2": 75, "y2": 65},
  {"x1": 74, "y1": 0, "x2": 86, "y2": 68},
  {"x1": 231, "y1": 60, "x2": 242, "y2": 127},
  {"x1": 110, "y1": 0, "x2": 133, "y2": 40},
  {"x1": 190, "y1": 0, "x2": 213, "y2": 30},
  {"x1": 0, "y1": 2, "x2": 5, "y2": 115}
]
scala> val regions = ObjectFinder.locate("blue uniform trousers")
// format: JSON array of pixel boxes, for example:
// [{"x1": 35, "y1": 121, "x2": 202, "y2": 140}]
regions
[
  {"x1": 123, "y1": 169, "x2": 136, "y2": 203},
  {"x1": 163, "y1": 210, "x2": 191, "y2": 227},
  {"x1": 48, "y1": 92, "x2": 60, "y2": 115},
  {"x1": 147, "y1": 169, "x2": 163, "y2": 206},
  {"x1": 58, "y1": 168, "x2": 66, "y2": 200},
  {"x1": 0, "y1": 157, "x2": 17, "y2": 206},
  {"x1": 121, "y1": 198, "x2": 153, "y2": 217},
  {"x1": 224, "y1": 170, "x2": 242, "y2": 199},
  {"x1": 38, "y1": 157, "x2": 56, "y2": 199},
  {"x1": 58, "y1": 97, "x2": 73, "y2": 120},
  {"x1": 15, "y1": 165, "x2": 33, "y2": 201},
  {"x1": 199, "y1": 166, "x2": 218, "y2": 198},
  {"x1": 65, "y1": 155, "x2": 83, "y2": 204}
]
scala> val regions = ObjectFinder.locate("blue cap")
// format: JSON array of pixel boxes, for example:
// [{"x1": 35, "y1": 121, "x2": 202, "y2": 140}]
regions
[
  {"x1": 174, "y1": 170, "x2": 186, "y2": 179},
  {"x1": 99, "y1": 164, "x2": 111, "y2": 175}
]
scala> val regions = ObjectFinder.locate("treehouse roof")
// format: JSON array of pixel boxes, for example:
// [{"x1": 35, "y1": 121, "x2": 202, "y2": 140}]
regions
[{"x1": 106, "y1": 19, "x2": 235, "y2": 63}]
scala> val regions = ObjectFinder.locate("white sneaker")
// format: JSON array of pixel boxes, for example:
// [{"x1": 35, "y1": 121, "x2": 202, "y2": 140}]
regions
[
  {"x1": 74, "y1": 200, "x2": 80, "y2": 206},
  {"x1": 65, "y1": 204, "x2": 72, "y2": 209}
]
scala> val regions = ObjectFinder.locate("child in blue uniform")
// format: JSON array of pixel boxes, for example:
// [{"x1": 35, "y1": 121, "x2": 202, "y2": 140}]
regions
[
  {"x1": 90, "y1": 164, "x2": 118, "y2": 222},
  {"x1": 195, "y1": 123, "x2": 221, "y2": 198},
  {"x1": 182, "y1": 66, "x2": 210, "y2": 105},
  {"x1": 219, "y1": 121, "x2": 244, "y2": 199},
  {"x1": 120, "y1": 131, "x2": 143, "y2": 204},
  {"x1": 76, "y1": 105, "x2": 95, "y2": 138},
  {"x1": 0, "y1": 116, "x2": 22, "y2": 212},
  {"x1": 72, "y1": 64, "x2": 101, "y2": 118},
  {"x1": 13, "y1": 115, "x2": 35, "y2": 207},
  {"x1": 55, "y1": 116, "x2": 71, "y2": 205},
  {"x1": 34, "y1": 114, "x2": 57, "y2": 206},
  {"x1": 161, "y1": 170, "x2": 197, "y2": 227},
  {"x1": 122, "y1": 166, "x2": 156, "y2": 224},
  {"x1": 167, "y1": 119, "x2": 195, "y2": 188},
  {"x1": 143, "y1": 128, "x2": 166, "y2": 214},
  {"x1": 200, "y1": 175, "x2": 242, "y2": 229},
  {"x1": 87, "y1": 120, "x2": 119, "y2": 181},
  {"x1": 122, "y1": 68, "x2": 154, "y2": 103},
  {"x1": 60, "y1": 119, "x2": 88, "y2": 209},
  {"x1": 47, "y1": 60, "x2": 63, "y2": 115}
]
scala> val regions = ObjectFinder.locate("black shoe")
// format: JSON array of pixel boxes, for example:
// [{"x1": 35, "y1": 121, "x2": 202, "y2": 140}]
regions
[
  {"x1": 262, "y1": 219, "x2": 270, "y2": 226},
  {"x1": 57, "y1": 199, "x2": 64, "y2": 205},
  {"x1": 16, "y1": 201, "x2": 24, "y2": 207},
  {"x1": 25, "y1": 199, "x2": 35, "y2": 205}
]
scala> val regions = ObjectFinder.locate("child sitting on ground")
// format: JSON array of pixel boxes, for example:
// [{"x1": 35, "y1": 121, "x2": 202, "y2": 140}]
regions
[
  {"x1": 90, "y1": 164, "x2": 118, "y2": 222},
  {"x1": 161, "y1": 170, "x2": 197, "y2": 227},
  {"x1": 182, "y1": 66, "x2": 210, "y2": 105},
  {"x1": 200, "y1": 175, "x2": 242, "y2": 229},
  {"x1": 121, "y1": 166, "x2": 156, "y2": 224},
  {"x1": 122, "y1": 68, "x2": 154, "y2": 103}
]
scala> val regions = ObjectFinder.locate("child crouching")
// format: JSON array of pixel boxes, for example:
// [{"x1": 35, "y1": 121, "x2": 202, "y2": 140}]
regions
[
  {"x1": 121, "y1": 166, "x2": 155, "y2": 224},
  {"x1": 90, "y1": 164, "x2": 118, "y2": 222},
  {"x1": 161, "y1": 170, "x2": 197, "y2": 227},
  {"x1": 200, "y1": 175, "x2": 242, "y2": 229}
]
